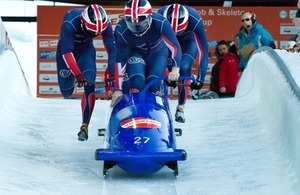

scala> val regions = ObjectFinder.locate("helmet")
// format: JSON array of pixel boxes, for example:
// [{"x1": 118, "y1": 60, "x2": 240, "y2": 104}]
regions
[
  {"x1": 124, "y1": 0, "x2": 152, "y2": 36},
  {"x1": 81, "y1": 4, "x2": 108, "y2": 37},
  {"x1": 163, "y1": 4, "x2": 189, "y2": 35}
]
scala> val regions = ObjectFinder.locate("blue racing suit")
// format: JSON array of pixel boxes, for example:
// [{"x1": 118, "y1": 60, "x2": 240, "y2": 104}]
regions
[
  {"x1": 157, "y1": 5, "x2": 208, "y2": 106},
  {"x1": 113, "y1": 12, "x2": 182, "y2": 93},
  {"x1": 56, "y1": 8, "x2": 116, "y2": 125}
]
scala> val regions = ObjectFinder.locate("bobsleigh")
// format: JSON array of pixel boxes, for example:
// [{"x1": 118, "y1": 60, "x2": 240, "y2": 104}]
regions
[{"x1": 95, "y1": 76, "x2": 195, "y2": 175}]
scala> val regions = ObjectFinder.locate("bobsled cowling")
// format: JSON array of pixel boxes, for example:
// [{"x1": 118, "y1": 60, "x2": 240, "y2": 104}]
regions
[{"x1": 95, "y1": 76, "x2": 193, "y2": 175}]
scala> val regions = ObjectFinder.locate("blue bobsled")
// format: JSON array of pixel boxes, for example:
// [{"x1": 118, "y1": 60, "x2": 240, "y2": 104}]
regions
[{"x1": 95, "y1": 76, "x2": 195, "y2": 175}]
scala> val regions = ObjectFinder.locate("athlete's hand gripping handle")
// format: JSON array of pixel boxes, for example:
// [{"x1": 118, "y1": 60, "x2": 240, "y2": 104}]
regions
[
  {"x1": 75, "y1": 73, "x2": 89, "y2": 87},
  {"x1": 168, "y1": 67, "x2": 180, "y2": 81},
  {"x1": 104, "y1": 67, "x2": 115, "y2": 99},
  {"x1": 110, "y1": 90, "x2": 123, "y2": 107}
]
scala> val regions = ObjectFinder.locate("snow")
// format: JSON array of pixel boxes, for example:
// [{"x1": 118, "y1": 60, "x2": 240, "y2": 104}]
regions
[{"x1": 2, "y1": 22, "x2": 300, "y2": 194}]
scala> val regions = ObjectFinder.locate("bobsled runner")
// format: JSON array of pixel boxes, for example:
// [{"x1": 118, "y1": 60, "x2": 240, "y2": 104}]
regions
[{"x1": 95, "y1": 76, "x2": 198, "y2": 176}]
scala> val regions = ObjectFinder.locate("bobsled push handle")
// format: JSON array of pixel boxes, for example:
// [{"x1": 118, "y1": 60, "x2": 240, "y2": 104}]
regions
[
  {"x1": 165, "y1": 76, "x2": 197, "y2": 88},
  {"x1": 139, "y1": 76, "x2": 196, "y2": 99}
]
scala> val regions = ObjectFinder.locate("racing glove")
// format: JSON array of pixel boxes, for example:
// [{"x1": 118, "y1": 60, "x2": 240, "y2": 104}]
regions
[
  {"x1": 75, "y1": 73, "x2": 88, "y2": 87},
  {"x1": 110, "y1": 90, "x2": 123, "y2": 107},
  {"x1": 104, "y1": 67, "x2": 114, "y2": 93},
  {"x1": 105, "y1": 76, "x2": 114, "y2": 99},
  {"x1": 165, "y1": 80, "x2": 177, "y2": 88},
  {"x1": 168, "y1": 67, "x2": 180, "y2": 81}
]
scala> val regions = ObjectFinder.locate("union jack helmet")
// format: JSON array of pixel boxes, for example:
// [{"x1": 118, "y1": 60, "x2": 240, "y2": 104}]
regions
[
  {"x1": 124, "y1": 0, "x2": 153, "y2": 36},
  {"x1": 81, "y1": 4, "x2": 108, "y2": 37},
  {"x1": 163, "y1": 4, "x2": 189, "y2": 35}
]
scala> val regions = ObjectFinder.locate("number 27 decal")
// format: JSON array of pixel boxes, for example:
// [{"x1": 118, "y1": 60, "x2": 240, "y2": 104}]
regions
[{"x1": 134, "y1": 137, "x2": 150, "y2": 145}]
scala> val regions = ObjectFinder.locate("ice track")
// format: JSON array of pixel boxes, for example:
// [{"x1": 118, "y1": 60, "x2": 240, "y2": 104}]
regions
[{"x1": 1, "y1": 48, "x2": 300, "y2": 194}]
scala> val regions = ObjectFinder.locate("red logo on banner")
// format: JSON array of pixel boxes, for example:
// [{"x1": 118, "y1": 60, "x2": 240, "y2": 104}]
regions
[{"x1": 121, "y1": 117, "x2": 161, "y2": 128}]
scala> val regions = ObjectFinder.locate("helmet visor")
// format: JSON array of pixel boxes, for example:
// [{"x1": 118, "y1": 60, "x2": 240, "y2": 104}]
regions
[
  {"x1": 81, "y1": 23, "x2": 99, "y2": 37},
  {"x1": 125, "y1": 15, "x2": 151, "y2": 35}
]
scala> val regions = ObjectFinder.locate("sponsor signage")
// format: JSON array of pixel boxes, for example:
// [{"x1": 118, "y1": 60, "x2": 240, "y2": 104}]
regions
[
  {"x1": 37, "y1": 5, "x2": 298, "y2": 98},
  {"x1": 121, "y1": 117, "x2": 161, "y2": 129}
]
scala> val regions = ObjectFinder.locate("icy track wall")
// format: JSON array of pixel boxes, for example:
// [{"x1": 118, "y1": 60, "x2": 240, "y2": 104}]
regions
[
  {"x1": 0, "y1": 17, "x2": 12, "y2": 54},
  {"x1": 236, "y1": 46, "x2": 300, "y2": 182},
  {"x1": 0, "y1": 18, "x2": 29, "y2": 95}
]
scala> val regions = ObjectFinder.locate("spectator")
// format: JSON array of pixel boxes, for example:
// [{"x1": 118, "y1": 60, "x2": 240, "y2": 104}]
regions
[
  {"x1": 238, "y1": 11, "x2": 276, "y2": 72},
  {"x1": 210, "y1": 40, "x2": 239, "y2": 98},
  {"x1": 290, "y1": 30, "x2": 300, "y2": 43},
  {"x1": 294, "y1": 42, "x2": 300, "y2": 53},
  {"x1": 157, "y1": 3, "x2": 208, "y2": 123},
  {"x1": 218, "y1": 41, "x2": 240, "y2": 98},
  {"x1": 210, "y1": 42, "x2": 224, "y2": 97},
  {"x1": 291, "y1": 1, "x2": 300, "y2": 42},
  {"x1": 110, "y1": 0, "x2": 182, "y2": 107},
  {"x1": 232, "y1": 33, "x2": 239, "y2": 54},
  {"x1": 285, "y1": 41, "x2": 297, "y2": 52},
  {"x1": 56, "y1": 4, "x2": 116, "y2": 141},
  {"x1": 292, "y1": 0, "x2": 300, "y2": 26}
]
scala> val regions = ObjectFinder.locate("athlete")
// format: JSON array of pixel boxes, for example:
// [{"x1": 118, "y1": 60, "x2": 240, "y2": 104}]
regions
[
  {"x1": 109, "y1": 0, "x2": 182, "y2": 107},
  {"x1": 56, "y1": 4, "x2": 116, "y2": 141},
  {"x1": 158, "y1": 4, "x2": 209, "y2": 123}
]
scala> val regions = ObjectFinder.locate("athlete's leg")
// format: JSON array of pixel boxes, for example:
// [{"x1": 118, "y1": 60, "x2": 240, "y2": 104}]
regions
[
  {"x1": 56, "y1": 47, "x2": 75, "y2": 98},
  {"x1": 177, "y1": 55, "x2": 194, "y2": 105},
  {"x1": 176, "y1": 36, "x2": 198, "y2": 123},
  {"x1": 126, "y1": 52, "x2": 146, "y2": 92},
  {"x1": 146, "y1": 47, "x2": 168, "y2": 93},
  {"x1": 80, "y1": 85, "x2": 96, "y2": 125},
  {"x1": 76, "y1": 46, "x2": 96, "y2": 141},
  {"x1": 178, "y1": 35, "x2": 198, "y2": 104},
  {"x1": 77, "y1": 47, "x2": 96, "y2": 124}
]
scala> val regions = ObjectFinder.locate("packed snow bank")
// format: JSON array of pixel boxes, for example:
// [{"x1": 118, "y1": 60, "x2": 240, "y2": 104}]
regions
[
  {"x1": 236, "y1": 49, "x2": 300, "y2": 185},
  {"x1": 0, "y1": 50, "x2": 30, "y2": 98}
]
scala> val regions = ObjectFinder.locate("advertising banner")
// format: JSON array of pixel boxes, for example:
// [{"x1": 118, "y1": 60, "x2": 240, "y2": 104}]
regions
[{"x1": 37, "y1": 6, "x2": 298, "y2": 98}]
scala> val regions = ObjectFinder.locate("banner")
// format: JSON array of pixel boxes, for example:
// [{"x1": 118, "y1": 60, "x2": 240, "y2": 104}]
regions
[{"x1": 37, "y1": 6, "x2": 124, "y2": 98}]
